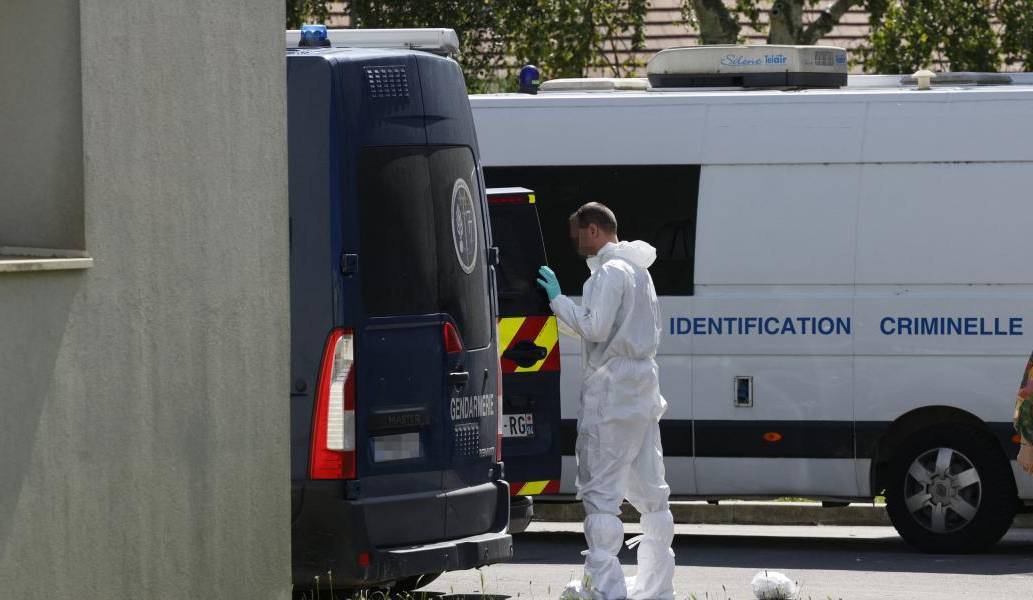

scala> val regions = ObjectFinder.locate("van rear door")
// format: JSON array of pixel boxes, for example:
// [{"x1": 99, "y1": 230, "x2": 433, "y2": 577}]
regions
[
  {"x1": 357, "y1": 146, "x2": 502, "y2": 542},
  {"x1": 487, "y1": 188, "x2": 563, "y2": 495}
]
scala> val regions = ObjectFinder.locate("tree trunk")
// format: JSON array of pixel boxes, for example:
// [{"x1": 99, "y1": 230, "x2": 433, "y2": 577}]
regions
[
  {"x1": 691, "y1": 0, "x2": 741, "y2": 44},
  {"x1": 803, "y1": 0, "x2": 864, "y2": 44},
  {"x1": 768, "y1": 0, "x2": 805, "y2": 44}
]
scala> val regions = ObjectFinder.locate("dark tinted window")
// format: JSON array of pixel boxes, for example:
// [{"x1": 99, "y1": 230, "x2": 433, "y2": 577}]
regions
[
  {"x1": 360, "y1": 146, "x2": 491, "y2": 348},
  {"x1": 429, "y1": 148, "x2": 491, "y2": 348},
  {"x1": 483, "y1": 166, "x2": 699, "y2": 296},
  {"x1": 489, "y1": 202, "x2": 551, "y2": 316}
]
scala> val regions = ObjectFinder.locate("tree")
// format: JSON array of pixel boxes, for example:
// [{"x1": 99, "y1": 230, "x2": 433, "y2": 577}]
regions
[
  {"x1": 995, "y1": 0, "x2": 1033, "y2": 69},
  {"x1": 287, "y1": 1, "x2": 1032, "y2": 85},
  {"x1": 860, "y1": 0, "x2": 1032, "y2": 73},
  {"x1": 499, "y1": 0, "x2": 650, "y2": 80},
  {"x1": 680, "y1": 0, "x2": 864, "y2": 45},
  {"x1": 286, "y1": 0, "x2": 330, "y2": 29},
  {"x1": 344, "y1": 0, "x2": 650, "y2": 91},
  {"x1": 347, "y1": 0, "x2": 507, "y2": 92},
  {"x1": 678, "y1": 0, "x2": 1032, "y2": 73}
]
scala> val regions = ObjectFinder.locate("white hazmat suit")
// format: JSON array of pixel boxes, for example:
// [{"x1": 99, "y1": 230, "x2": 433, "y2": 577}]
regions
[{"x1": 550, "y1": 241, "x2": 675, "y2": 600}]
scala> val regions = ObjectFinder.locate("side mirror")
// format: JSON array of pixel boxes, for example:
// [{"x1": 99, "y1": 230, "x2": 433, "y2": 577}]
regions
[{"x1": 488, "y1": 246, "x2": 500, "y2": 267}]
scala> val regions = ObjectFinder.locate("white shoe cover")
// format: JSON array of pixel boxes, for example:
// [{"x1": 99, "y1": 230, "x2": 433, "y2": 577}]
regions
[
  {"x1": 626, "y1": 510, "x2": 676, "y2": 600},
  {"x1": 751, "y1": 571, "x2": 799, "y2": 600},
  {"x1": 580, "y1": 514, "x2": 627, "y2": 600},
  {"x1": 625, "y1": 576, "x2": 677, "y2": 600},
  {"x1": 624, "y1": 541, "x2": 675, "y2": 599}
]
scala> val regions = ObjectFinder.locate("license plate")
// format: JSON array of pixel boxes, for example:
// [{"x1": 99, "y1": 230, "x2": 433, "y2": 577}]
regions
[
  {"x1": 502, "y1": 413, "x2": 535, "y2": 438},
  {"x1": 373, "y1": 432, "x2": 422, "y2": 462}
]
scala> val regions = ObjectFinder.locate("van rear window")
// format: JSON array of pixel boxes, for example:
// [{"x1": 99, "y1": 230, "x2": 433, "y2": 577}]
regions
[
  {"x1": 359, "y1": 146, "x2": 491, "y2": 349},
  {"x1": 483, "y1": 165, "x2": 700, "y2": 296},
  {"x1": 489, "y1": 203, "x2": 551, "y2": 316}
]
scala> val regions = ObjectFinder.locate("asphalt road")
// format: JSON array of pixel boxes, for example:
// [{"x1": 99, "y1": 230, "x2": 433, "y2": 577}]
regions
[{"x1": 419, "y1": 523, "x2": 1033, "y2": 600}]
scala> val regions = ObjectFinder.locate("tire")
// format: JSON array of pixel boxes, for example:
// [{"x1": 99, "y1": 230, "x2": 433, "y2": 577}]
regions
[
  {"x1": 885, "y1": 423, "x2": 1017, "y2": 553},
  {"x1": 391, "y1": 572, "x2": 442, "y2": 593},
  {"x1": 509, "y1": 495, "x2": 533, "y2": 534}
]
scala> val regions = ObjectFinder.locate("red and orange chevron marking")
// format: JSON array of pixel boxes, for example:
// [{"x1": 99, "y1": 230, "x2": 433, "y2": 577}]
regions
[{"x1": 497, "y1": 316, "x2": 560, "y2": 373}]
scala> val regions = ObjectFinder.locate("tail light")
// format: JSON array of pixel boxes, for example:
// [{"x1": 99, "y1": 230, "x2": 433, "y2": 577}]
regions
[
  {"x1": 443, "y1": 321, "x2": 464, "y2": 353},
  {"x1": 309, "y1": 328, "x2": 356, "y2": 480}
]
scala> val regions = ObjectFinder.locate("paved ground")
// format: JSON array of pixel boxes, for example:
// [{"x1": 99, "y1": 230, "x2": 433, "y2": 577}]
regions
[{"x1": 420, "y1": 523, "x2": 1033, "y2": 599}]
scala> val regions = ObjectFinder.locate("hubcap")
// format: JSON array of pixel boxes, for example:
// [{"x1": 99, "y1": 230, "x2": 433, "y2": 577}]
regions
[{"x1": 904, "y1": 447, "x2": 981, "y2": 534}]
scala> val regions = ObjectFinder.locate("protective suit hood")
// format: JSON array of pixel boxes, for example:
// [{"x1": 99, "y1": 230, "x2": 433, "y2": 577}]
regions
[{"x1": 588, "y1": 240, "x2": 657, "y2": 273}]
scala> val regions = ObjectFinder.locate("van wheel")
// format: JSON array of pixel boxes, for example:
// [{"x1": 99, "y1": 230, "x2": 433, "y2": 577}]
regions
[
  {"x1": 509, "y1": 495, "x2": 533, "y2": 534},
  {"x1": 885, "y1": 424, "x2": 1016, "y2": 553},
  {"x1": 392, "y1": 572, "x2": 442, "y2": 593}
]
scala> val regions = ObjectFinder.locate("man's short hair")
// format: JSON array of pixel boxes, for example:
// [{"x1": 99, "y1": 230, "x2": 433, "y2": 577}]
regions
[{"x1": 570, "y1": 202, "x2": 618, "y2": 234}]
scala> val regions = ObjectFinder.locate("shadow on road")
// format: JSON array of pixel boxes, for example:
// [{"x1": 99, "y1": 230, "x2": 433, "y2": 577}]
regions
[
  {"x1": 307, "y1": 593, "x2": 510, "y2": 600},
  {"x1": 505, "y1": 529, "x2": 1033, "y2": 576},
  {"x1": 382, "y1": 590, "x2": 510, "y2": 594}
]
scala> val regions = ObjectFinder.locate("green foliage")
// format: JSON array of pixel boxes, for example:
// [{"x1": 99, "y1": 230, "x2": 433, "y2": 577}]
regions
[
  {"x1": 679, "y1": 0, "x2": 864, "y2": 46},
  {"x1": 678, "y1": 0, "x2": 1032, "y2": 73},
  {"x1": 941, "y1": 1, "x2": 998, "y2": 71},
  {"x1": 736, "y1": 0, "x2": 767, "y2": 34},
  {"x1": 287, "y1": 0, "x2": 1032, "y2": 88},
  {"x1": 679, "y1": 0, "x2": 749, "y2": 44},
  {"x1": 341, "y1": 0, "x2": 649, "y2": 92},
  {"x1": 500, "y1": 0, "x2": 650, "y2": 80},
  {"x1": 859, "y1": 0, "x2": 1033, "y2": 73},
  {"x1": 347, "y1": 0, "x2": 506, "y2": 92},
  {"x1": 286, "y1": 0, "x2": 330, "y2": 29},
  {"x1": 997, "y1": 0, "x2": 1033, "y2": 68},
  {"x1": 859, "y1": 0, "x2": 998, "y2": 72}
]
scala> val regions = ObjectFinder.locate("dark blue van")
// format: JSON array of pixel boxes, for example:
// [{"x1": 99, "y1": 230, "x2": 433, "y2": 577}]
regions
[{"x1": 287, "y1": 28, "x2": 511, "y2": 594}]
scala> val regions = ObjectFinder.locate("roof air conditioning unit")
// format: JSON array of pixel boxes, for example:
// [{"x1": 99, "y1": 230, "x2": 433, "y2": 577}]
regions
[{"x1": 647, "y1": 45, "x2": 848, "y2": 89}]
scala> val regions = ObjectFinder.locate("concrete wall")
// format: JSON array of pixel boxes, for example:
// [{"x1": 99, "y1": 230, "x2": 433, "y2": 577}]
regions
[
  {"x1": 0, "y1": 1, "x2": 85, "y2": 250},
  {"x1": 0, "y1": 2, "x2": 291, "y2": 599}
]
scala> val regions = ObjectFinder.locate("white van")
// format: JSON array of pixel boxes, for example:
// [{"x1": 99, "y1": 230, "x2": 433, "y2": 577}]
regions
[{"x1": 470, "y1": 49, "x2": 1033, "y2": 553}]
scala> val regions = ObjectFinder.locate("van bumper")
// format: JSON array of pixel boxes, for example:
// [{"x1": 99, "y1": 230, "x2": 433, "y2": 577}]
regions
[
  {"x1": 292, "y1": 480, "x2": 513, "y2": 588},
  {"x1": 372, "y1": 529, "x2": 513, "y2": 582}
]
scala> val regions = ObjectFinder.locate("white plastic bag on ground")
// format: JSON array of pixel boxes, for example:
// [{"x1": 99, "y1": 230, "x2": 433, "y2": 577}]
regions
[
  {"x1": 751, "y1": 570, "x2": 799, "y2": 600},
  {"x1": 560, "y1": 577, "x2": 594, "y2": 600}
]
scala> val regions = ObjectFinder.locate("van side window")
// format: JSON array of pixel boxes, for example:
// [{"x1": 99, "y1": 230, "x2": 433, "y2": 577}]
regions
[
  {"x1": 359, "y1": 146, "x2": 492, "y2": 349},
  {"x1": 483, "y1": 166, "x2": 700, "y2": 296}
]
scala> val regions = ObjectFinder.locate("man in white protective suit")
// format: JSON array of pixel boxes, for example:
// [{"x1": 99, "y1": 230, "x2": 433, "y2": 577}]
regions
[{"x1": 536, "y1": 202, "x2": 676, "y2": 600}]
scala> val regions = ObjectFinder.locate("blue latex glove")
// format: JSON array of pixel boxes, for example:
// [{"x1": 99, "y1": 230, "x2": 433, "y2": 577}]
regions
[{"x1": 537, "y1": 265, "x2": 561, "y2": 301}]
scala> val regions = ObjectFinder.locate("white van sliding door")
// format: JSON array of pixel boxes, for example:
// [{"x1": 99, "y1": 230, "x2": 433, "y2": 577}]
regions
[{"x1": 691, "y1": 164, "x2": 861, "y2": 497}]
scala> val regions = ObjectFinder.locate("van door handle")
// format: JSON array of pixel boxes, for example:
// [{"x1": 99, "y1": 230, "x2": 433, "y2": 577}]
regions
[
  {"x1": 501, "y1": 340, "x2": 548, "y2": 368},
  {"x1": 448, "y1": 371, "x2": 470, "y2": 386}
]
